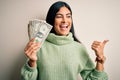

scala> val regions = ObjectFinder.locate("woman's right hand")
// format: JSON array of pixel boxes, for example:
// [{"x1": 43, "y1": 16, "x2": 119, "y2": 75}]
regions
[{"x1": 24, "y1": 38, "x2": 40, "y2": 67}]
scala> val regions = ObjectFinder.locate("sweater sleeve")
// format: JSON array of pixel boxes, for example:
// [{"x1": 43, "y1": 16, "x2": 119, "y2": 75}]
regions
[
  {"x1": 21, "y1": 61, "x2": 38, "y2": 80},
  {"x1": 80, "y1": 58, "x2": 108, "y2": 80},
  {"x1": 79, "y1": 45, "x2": 108, "y2": 80}
]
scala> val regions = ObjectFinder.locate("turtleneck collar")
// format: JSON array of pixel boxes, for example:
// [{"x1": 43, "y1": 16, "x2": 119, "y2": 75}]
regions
[{"x1": 46, "y1": 32, "x2": 74, "y2": 45}]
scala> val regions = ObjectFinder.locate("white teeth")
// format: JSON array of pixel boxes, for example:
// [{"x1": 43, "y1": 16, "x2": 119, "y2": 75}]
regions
[
  {"x1": 60, "y1": 24, "x2": 68, "y2": 28},
  {"x1": 59, "y1": 24, "x2": 68, "y2": 31}
]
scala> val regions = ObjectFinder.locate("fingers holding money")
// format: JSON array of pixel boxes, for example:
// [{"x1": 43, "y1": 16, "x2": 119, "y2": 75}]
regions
[
  {"x1": 24, "y1": 38, "x2": 41, "y2": 61},
  {"x1": 25, "y1": 38, "x2": 33, "y2": 49}
]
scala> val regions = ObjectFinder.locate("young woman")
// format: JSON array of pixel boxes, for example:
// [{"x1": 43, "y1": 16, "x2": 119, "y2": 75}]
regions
[{"x1": 21, "y1": 1, "x2": 108, "y2": 80}]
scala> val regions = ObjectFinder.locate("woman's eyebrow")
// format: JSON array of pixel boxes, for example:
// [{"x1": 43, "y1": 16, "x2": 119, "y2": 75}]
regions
[
  {"x1": 56, "y1": 13, "x2": 71, "y2": 15},
  {"x1": 66, "y1": 13, "x2": 72, "y2": 15},
  {"x1": 56, "y1": 13, "x2": 62, "y2": 15}
]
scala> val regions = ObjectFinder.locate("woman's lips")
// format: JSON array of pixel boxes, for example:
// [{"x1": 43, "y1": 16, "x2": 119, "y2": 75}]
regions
[{"x1": 60, "y1": 24, "x2": 68, "y2": 30}]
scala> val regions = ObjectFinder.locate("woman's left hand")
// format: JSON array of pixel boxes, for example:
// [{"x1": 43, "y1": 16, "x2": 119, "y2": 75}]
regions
[{"x1": 91, "y1": 40, "x2": 109, "y2": 58}]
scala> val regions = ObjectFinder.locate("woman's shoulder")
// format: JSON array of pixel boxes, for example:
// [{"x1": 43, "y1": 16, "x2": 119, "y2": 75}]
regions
[
  {"x1": 73, "y1": 41, "x2": 89, "y2": 56},
  {"x1": 72, "y1": 41, "x2": 86, "y2": 49}
]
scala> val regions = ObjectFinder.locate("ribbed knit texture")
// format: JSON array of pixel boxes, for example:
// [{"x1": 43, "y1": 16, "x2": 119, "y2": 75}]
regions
[{"x1": 21, "y1": 32, "x2": 108, "y2": 80}]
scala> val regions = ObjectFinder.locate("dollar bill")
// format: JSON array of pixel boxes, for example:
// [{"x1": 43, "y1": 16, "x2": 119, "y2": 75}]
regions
[{"x1": 28, "y1": 19, "x2": 53, "y2": 47}]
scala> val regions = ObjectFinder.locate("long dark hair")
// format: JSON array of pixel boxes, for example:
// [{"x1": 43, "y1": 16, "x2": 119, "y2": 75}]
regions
[{"x1": 46, "y1": 1, "x2": 81, "y2": 43}]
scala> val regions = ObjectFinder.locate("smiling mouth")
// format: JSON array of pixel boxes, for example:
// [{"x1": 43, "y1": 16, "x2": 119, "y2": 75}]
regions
[{"x1": 60, "y1": 24, "x2": 68, "y2": 30}]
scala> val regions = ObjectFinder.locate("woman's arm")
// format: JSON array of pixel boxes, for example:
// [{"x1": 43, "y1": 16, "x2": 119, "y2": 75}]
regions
[
  {"x1": 80, "y1": 56, "x2": 108, "y2": 80},
  {"x1": 91, "y1": 40, "x2": 109, "y2": 71},
  {"x1": 24, "y1": 38, "x2": 40, "y2": 67},
  {"x1": 21, "y1": 61, "x2": 38, "y2": 80},
  {"x1": 80, "y1": 40, "x2": 109, "y2": 80},
  {"x1": 21, "y1": 38, "x2": 40, "y2": 80}
]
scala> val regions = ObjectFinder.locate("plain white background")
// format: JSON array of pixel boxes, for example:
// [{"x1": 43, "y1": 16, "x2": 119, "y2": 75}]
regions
[{"x1": 0, "y1": 0, "x2": 120, "y2": 80}]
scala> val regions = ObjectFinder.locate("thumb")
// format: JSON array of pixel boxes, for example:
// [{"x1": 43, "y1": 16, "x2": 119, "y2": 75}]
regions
[{"x1": 103, "y1": 40, "x2": 109, "y2": 45}]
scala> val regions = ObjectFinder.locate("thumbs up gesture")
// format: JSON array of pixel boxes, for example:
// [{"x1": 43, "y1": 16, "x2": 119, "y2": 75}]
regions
[{"x1": 91, "y1": 40, "x2": 109, "y2": 60}]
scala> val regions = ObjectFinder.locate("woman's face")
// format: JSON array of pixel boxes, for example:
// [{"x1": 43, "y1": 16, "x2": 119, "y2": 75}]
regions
[{"x1": 54, "y1": 6, "x2": 72, "y2": 36}]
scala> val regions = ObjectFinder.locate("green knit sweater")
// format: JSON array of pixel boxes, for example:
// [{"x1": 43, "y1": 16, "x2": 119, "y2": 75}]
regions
[{"x1": 21, "y1": 33, "x2": 108, "y2": 80}]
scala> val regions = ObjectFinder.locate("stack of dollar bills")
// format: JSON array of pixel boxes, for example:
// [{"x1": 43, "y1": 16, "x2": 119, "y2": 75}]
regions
[{"x1": 28, "y1": 19, "x2": 53, "y2": 47}]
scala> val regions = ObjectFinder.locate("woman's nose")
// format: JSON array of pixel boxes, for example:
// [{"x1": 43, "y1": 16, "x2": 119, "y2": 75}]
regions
[{"x1": 62, "y1": 16, "x2": 67, "y2": 23}]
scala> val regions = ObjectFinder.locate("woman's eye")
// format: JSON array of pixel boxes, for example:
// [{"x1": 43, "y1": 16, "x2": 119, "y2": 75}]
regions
[
  {"x1": 67, "y1": 15, "x2": 71, "y2": 18},
  {"x1": 55, "y1": 14, "x2": 71, "y2": 18},
  {"x1": 56, "y1": 15, "x2": 62, "y2": 18}
]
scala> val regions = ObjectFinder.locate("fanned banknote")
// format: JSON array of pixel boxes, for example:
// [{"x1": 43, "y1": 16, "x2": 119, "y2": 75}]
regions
[{"x1": 28, "y1": 19, "x2": 53, "y2": 47}]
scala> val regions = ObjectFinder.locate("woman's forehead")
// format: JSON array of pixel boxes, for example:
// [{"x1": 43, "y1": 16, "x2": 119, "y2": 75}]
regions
[{"x1": 56, "y1": 6, "x2": 71, "y2": 14}]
